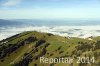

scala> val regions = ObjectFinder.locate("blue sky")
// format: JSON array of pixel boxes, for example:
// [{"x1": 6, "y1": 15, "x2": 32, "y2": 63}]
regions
[{"x1": 0, "y1": 0, "x2": 100, "y2": 20}]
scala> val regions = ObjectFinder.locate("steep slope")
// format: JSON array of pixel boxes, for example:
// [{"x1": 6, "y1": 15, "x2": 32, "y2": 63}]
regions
[{"x1": 0, "y1": 31, "x2": 100, "y2": 66}]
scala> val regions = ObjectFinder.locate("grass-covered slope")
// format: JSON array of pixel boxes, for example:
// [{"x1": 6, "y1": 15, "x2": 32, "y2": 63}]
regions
[{"x1": 0, "y1": 31, "x2": 100, "y2": 66}]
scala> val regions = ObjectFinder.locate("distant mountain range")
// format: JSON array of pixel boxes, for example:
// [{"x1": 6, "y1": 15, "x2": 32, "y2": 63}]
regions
[
  {"x1": 0, "y1": 19, "x2": 100, "y2": 26},
  {"x1": 0, "y1": 19, "x2": 21, "y2": 26}
]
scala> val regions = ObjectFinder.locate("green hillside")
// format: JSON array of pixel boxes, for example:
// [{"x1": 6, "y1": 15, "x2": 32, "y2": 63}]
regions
[{"x1": 0, "y1": 31, "x2": 100, "y2": 66}]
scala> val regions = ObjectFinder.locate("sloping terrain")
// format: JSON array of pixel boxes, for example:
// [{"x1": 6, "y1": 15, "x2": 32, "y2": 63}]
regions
[{"x1": 0, "y1": 31, "x2": 100, "y2": 66}]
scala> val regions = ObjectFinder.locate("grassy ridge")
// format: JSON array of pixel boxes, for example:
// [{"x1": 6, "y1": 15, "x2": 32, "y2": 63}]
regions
[{"x1": 0, "y1": 31, "x2": 100, "y2": 66}]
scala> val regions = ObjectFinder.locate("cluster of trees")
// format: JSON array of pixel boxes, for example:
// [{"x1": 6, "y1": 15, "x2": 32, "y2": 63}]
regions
[
  {"x1": 14, "y1": 39, "x2": 50, "y2": 66},
  {"x1": 95, "y1": 40, "x2": 100, "y2": 49},
  {"x1": 14, "y1": 54, "x2": 32, "y2": 66},
  {"x1": 0, "y1": 36, "x2": 37, "y2": 59},
  {"x1": 71, "y1": 41, "x2": 95, "y2": 57},
  {"x1": 94, "y1": 52, "x2": 100, "y2": 59},
  {"x1": 77, "y1": 40, "x2": 100, "y2": 51},
  {"x1": 76, "y1": 43, "x2": 92, "y2": 52},
  {"x1": 35, "y1": 39, "x2": 46, "y2": 47},
  {"x1": 25, "y1": 35, "x2": 37, "y2": 43},
  {"x1": 0, "y1": 31, "x2": 31, "y2": 46}
]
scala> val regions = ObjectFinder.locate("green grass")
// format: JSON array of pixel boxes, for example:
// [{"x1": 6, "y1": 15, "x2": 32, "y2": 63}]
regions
[{"x1": 0, "y1": 31, "x2": 100, "y2": 66}]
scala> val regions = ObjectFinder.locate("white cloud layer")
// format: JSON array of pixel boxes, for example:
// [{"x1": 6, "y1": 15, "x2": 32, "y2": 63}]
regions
[{"x1": 0, "y1": 25, "x2": 100, "y2": 40}]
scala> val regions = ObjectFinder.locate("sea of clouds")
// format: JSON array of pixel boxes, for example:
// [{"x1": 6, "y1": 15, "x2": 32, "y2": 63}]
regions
[{"x1": 0, "y1": 25, "x2": 100, "y2": 40}]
